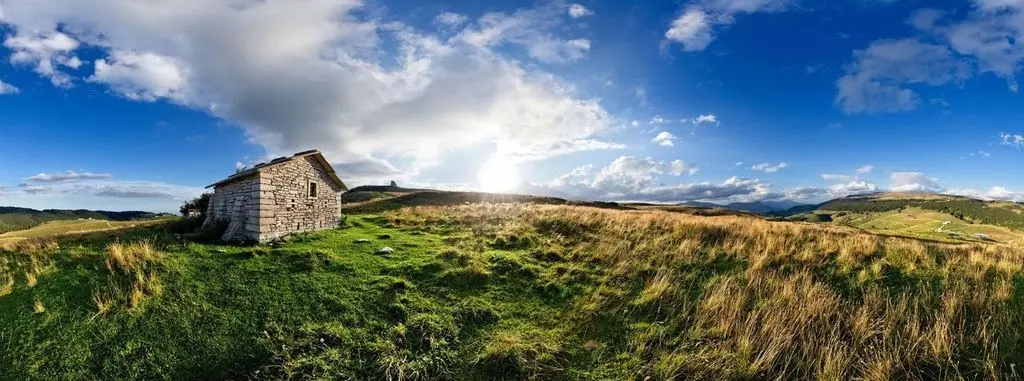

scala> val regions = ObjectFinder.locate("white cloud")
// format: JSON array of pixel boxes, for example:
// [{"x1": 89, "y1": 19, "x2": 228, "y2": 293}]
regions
[
  {"x1": 539, "y1": 155, "x2": 700, "y2": 198},
  {"x1": 786, "y1": 180, "x2": 878, "y2": 202},
  {"x1": 947, "y1": 186, "x2": 1024, "y2": 202},
  {"x1": 652, "y1": 131, "x2": 677, "y2": 147},
  {"x1": 458, "y1": 3, "x2": 593, "y2": 64},
  {"x1": 435, "y1": 12, "x2": 468, "y2": 27},
  {"x1": 751, "y1": 162, "x2": 789, "y2": 173},
  {"x1": 946, "y1": 2, "x2": 1024, "y2": 91},
  {"x1": 664, "y1": 0, "x2": 795, "y2": 51},
  {"x1": 534, "y1": 157, "x2": 783, "y2": 204},
  {"x1": 26, "y1": 170, "x2": 113, "y2": 182},
  {"x1": 890, "y1": 172, "x2": 943, "y2": 193},
  {"x1": 1000, "y1": 132, "x2": 1024, "y2": 148},
  {"x1": 840, "y1": 2, "x2": 1024, "y2": 113},
  {"x1": 649, "y1": 115, "x2": 668, "y2": 125},
  {"x1": 8, "y1": 178, "x2": 201, "y2": 202},
  {"x1": 90, "y1": 50, "x2": 188, "y2": 101},
  {"x1": 829, "y1": 180, "x2": 878, "y2": 196},
  {"x1": 836, "y1": 38, "x2": 971, "y2": 114},
  {"x1": 568, "y1": 4, "x2": 593, "y2": 18},
  {"x1": 0, "y1": 79, "x2": 18, "y2": 94},
  {"x1": 4, "y1": 31, "x2": 81, "y2": 87},
  {"x1": 0, "y1": 0, "x2": 615, "y2": 181},
  {"x1": 665, "y1": 8, "x2": 714, "y2": 51},
  {"x1": 855, "y1": 164, "x2": 874, "y2": 174},
  {"x1": 505, "y1": 139, "x2": 626, "y2": 162},
  {"x1": 692, "y1": 113, "x2": 719, "y2": 125}
]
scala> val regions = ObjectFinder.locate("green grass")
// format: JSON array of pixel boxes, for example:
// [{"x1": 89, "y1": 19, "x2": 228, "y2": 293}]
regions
[
  {"x1": 831, "y1": 207, "x2": 1024, "y2": 244},
  {"x1": 2, "y1": 205, "x2": 1024, "y2": 379},
  {"x1": 0, "y1": 219, "x2": 170, "y2": 245},
  {"x1": 0, "y1": 215, "x2": 598, "y2": 379}
]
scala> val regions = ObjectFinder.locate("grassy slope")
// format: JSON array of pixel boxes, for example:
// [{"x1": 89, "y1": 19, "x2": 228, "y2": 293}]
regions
[
  {"x1": 822, "y1": 208, "x2": 1024, "y2": 244},
  {"x1": 0, "y1": 219, "x2": 169, "y2": 244},
  {"x1": 2, "y1": 204, "x2": 1024, "y2": 379}
]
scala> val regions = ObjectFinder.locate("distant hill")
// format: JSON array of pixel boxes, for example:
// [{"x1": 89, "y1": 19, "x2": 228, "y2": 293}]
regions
[
  {"x1": 681, "y1": 200, "x2": 807, "y2": 215},
  {"x1": 813, "y1": 192, "x2": 1024, "y2": 230},
  {"x1": 0, "y1": 206, "x2": 165, "y2": 234},
  {"x1": 780, "y1": 192, "x2": 1024, "y2": 243}
]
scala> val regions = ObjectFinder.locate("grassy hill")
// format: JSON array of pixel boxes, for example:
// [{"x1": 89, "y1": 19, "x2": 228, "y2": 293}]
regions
[
  {"x1": 785, "y1": 193, "x2": 1024, "y2": 244},
  {"x1": 0, "y1": 218, "x2": 172, "y2": 248},
  {"x1": 0, "y1": 206, "x2": 164, "y2": 234},
  {"x1": 3, "y1": 202, "x2": 1024, "y2": 379}
]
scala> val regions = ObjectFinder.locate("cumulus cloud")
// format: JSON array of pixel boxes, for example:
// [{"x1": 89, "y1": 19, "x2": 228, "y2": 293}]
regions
[
  {"x1": 0, "y1": 0, "x2": 612, "y2": 182},
  {"x1": 786, "y1": 180, "x2": 878, "y2": 202},
  {"x1": 890, "y1": 172, "x2": 943, "y2": 193},
  {"x1": 533, "y1": 156, "x2": 783, "y2": 203},
  {"x1": 751, "y1": 162, "x2": 789, "y2": 173},
  {"x1": 4, "y1": 31, "x2": 82, "y2": 87},
  {"x1": 835, "y1": 38, "x2": 971, "y2": 114},
  {"x1": 664, "y1": 0, "x2": 794, "y2": 51},
  {"x1": 692, "y1": 114, "x2": 719, "y2": 125},
  {"x1": 0, "y1": 79, "x2": 19, "y2": 94},
  {"x1": 948, "y1": 186, "x2": 1024, "y2": 202},
  {"x1": 665, "y1": 8, "x2": 714, "y2": 51},
  {"x1": 1000, "y1": 132, "x2": 1024, "y2": 148},
  {"x1": 839, "y1": 1, "x2": 1024, "y2": 113},
  {"x1": 537, "y1": 155, "x2": 699, "y2": 196},
  {"x1": 89, "y1": 51, "x2": 189, "y2": 101},
  {"x1": 855, "y1": 164, "x2": 874, "y2": 174},
  {"x1": 26, "y1": 170, "x2": 113, "y2": 183},
  {"x1": 568, "y1": 4, "x2": 593, "y2": 18},
  {"x1": 652, "y1": 131, "x2": 677, "y2": 147},
  {"x1": 946, "y1": 2, "x2": 1024, "y2": 91}
]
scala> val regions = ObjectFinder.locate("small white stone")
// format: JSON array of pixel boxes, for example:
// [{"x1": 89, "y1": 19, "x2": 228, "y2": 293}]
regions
[{"x1": 375, "y1": 247, "x2": 394, "y2": 255}]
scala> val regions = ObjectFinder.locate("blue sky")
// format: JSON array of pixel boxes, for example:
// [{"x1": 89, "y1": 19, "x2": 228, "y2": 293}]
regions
[{"x1": 0, "y1": 0, "x2": 1023, "y2": 212}]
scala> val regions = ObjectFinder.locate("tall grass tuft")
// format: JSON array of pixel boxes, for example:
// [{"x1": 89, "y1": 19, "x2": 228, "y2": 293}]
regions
[
  {"x1": 95, "y1": 240, "x2": 163, "y2": 312},
  {"x1": 0, "y1": 238, "x2": 57, "y2": 293}
]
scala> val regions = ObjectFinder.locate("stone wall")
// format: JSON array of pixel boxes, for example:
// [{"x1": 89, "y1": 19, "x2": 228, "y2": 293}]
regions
[
  {"x1": 256, "y1": 156, "x2": 343, "y2": 242},
  {"x1": 204, "y1": 175, "x2": 260, "y2": 241},
  {"x1": 205, "y1": 155, "x2": 343, "y2": 242}
]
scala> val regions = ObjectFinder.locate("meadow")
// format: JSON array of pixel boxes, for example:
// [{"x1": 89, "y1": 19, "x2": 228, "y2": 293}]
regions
[
  {"x1": 2, "y1": 203, "x2": 1024, "y2": 379},
  {"x1": 0, "y1": 219, "x2": 170, "y2": 248}
]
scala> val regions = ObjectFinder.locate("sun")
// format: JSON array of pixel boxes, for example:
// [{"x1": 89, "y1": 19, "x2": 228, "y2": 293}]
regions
[{"x1": 478, "y1": 155, "x2": 520, "y2": 193}]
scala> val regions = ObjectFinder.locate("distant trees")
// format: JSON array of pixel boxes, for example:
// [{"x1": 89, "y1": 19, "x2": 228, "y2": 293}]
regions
[{"x1": 179, "y1": 193, "x2": 211, "y2": 218}]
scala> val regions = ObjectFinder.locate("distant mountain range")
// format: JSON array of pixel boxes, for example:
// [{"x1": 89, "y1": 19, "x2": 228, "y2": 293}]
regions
[
  {"x1": 0, "y1": 206, "x2": 165, "y2": 234},
  {"x1": 680, "y1": 200, "x2": 806, "y2": 214}
]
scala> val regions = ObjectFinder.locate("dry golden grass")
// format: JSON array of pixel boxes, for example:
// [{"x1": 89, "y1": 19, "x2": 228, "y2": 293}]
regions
[
  {"x1": 105, "y1": 240, "x2": 160, "y2": 273},
  {"x1": 0, "y1": 238, "x2": 58, "y2": 295},
  {"x1": 97, "y1": 240, "x2": 162, "y2": 311},
  {"x1": 385, "y1": 203, "x2": 1024, "y2": 380}
]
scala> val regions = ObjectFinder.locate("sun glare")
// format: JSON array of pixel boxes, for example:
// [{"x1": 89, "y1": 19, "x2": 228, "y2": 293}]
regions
[{"x1": 478, "y1": 155, "x2": 519, "y2": 193}]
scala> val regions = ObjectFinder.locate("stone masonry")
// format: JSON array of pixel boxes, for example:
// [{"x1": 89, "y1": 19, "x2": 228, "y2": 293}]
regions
[{"x1": 204, "y1": 151, "x2": 346, "y2": 242}]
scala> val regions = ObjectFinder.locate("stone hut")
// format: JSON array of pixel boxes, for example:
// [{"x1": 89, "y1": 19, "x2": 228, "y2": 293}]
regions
[{"x1": 203, "y1": 149, "x2": 347, "y2": 242}]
